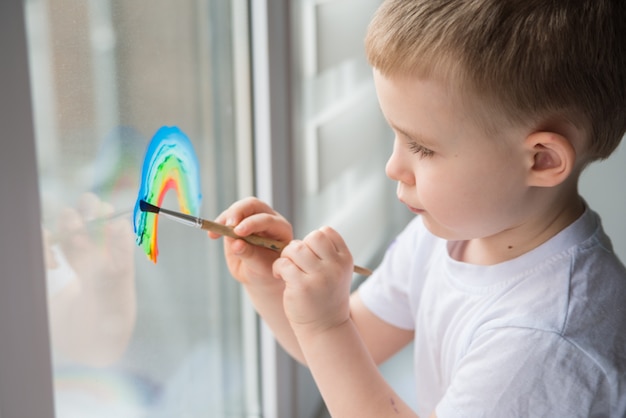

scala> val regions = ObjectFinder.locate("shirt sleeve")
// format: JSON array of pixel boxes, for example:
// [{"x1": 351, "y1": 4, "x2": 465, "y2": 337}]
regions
[
  {"x1": 357, "y1": 216, "x2": 426, "y2": 330},
  {"x1": 436, "y1": 327, "x2": 609, "y2": 418}
]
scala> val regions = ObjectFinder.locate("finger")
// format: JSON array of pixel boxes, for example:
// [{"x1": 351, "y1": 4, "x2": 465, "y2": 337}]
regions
[
  {"x1": 212, "y1": 199, "x2": 292, "y2": 246},
  {"x1": 57, "y1": 206, "x2": 85, "y2": 234},
  {"x1": 225, "y1": 236, "x2": 248, "y2": 255},
  {"x1": 302, "y1": 229, "x2": 334, "y2": 259},
  {"x1": 302, "y1": 227, "x2": 349, "y2": 261},
  {"x1": 273, "y1": 255, "x2": 305, "y2": 281},
  {"x1": 56, "y1": 207, "x2": 90, "y2": 256},
  {"x1": 208, "y1": 197, "x2": 275, "y2": 239},
  {"x1": 280, "y1": 240, "x2": 324, "y2": 276},
  {"x1": 97, "y1": 201, "x2": 115, "y2": 218},
  {"x1": 216, "y1": 197, "x2": 274, "y2": 225},
  {"x1": 318, "y1": 226, "x2": 350, "y2": 255},
  {"x1": 209, "y1": 211, "x2": 289, "y2": 242},
  {"x1": 233, "y1": 212, "x2": 292, "y2": 241},
  {"x1": 225, "y1": 233, "x2": 282, "y2": 262}
]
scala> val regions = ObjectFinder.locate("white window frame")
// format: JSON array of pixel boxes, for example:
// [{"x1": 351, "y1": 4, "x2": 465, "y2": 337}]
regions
[{"x1": 251, "y1": 1, "x2": 323, "y2": 417}]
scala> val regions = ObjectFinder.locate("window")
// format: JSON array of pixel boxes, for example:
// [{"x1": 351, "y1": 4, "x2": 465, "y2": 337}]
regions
[
  {"x1": 23, "y1": 0, "x2": 258, "y2": 416},
  {"x1": 2, "y1": 0, "x2": 423, "y2": 417}
]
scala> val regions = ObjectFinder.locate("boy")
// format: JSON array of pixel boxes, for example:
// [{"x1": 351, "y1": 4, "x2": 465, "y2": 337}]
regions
[{"x1": 209, "y1": 0, "x2": 626, "y2": 416}]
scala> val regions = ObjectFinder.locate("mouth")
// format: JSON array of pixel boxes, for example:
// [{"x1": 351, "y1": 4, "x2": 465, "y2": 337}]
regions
[{"x1": 400, "y1": 199, "x2": 424, "y2": 215}]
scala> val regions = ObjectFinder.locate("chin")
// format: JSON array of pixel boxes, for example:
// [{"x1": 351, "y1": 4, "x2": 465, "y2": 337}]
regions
[{"x1": 420, "y1": 217, "x2": 472, "y2": 241}]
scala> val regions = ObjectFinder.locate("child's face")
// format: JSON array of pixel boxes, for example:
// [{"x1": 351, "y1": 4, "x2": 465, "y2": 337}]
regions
[{"x1": 374, "y1": 70, "x2": 533, "y2": 242}]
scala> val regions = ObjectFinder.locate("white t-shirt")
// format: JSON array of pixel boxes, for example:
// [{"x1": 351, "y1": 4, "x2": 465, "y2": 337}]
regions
[{"x1": 359, "y1": 208, "x2": 626, "y2": 417}]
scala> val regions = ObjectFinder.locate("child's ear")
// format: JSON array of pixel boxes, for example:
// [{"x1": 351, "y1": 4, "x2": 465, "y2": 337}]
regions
[{"x1": 524, "y1": 131, "x2": 576, "y2": 187}]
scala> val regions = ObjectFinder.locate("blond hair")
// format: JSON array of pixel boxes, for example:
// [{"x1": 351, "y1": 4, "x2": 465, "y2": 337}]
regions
[{"x1": 365, "y1": 0, "x2": 626, "y2": 160}]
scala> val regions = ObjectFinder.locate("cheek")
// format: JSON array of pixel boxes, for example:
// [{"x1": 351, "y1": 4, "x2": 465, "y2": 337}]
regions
[
  {"x1": 418, "y1": 164, "x2": 482, "y2": 206},
  {"x1": 418, "y1": 164, "x2": 512, "y2": 225},
  {"x1": 424, "y1": 180, "x2": 477, "y2": 221}
]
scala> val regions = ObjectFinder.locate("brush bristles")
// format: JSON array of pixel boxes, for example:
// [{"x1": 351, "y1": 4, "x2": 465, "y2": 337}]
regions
[{"x1": 139, "y1": 199, "x2": 160, "y2": 214}]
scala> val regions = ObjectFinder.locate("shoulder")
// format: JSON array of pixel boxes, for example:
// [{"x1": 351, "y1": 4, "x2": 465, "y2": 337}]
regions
[
  {"x1": 561, "y1": 212, "x2": 626, "y2": 389},
  {"x1": 564, "y1": 207, "x2": 626, "y2": 340},
  {"x1": 438, "y1": 327, "x2": 617, "y2": 418},
  {"x1": 500, "y1": 207, "x2": 626, "y2": 334},
  {"x1": 476, "y1": 208, "x2": 626, "y2": 367},
  {"x1": 452, "y1": 222, "x2": 626, "y2": 416}
]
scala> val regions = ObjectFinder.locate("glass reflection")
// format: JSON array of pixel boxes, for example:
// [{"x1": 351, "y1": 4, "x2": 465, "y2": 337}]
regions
[{"x1": 25, "y1": 0, "x2": 252, "y2": 416}]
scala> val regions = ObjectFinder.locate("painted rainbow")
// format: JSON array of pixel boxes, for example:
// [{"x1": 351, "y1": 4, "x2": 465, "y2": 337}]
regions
[{"x1": 133, "y1": 126, "x2": 202, "y2": 262}]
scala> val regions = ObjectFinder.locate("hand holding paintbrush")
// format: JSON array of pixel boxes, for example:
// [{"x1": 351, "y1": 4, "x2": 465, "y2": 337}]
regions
[{"x1": 139, "y1": 199, "x2": 372, "y2": 276}]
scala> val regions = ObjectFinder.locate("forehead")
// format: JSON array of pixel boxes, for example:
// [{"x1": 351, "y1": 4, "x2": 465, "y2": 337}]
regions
[
  {"x1": 373, "y1": 70, "x2": 469, "y2": 134},
  {"x1": 373, "y1": 69, "x2": 515, "y2": 142}
]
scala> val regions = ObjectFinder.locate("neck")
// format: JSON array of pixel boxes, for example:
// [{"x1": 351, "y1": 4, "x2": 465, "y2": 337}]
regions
[{"x1": 460, "y1": 191, "x2": 585, "y2": 265}]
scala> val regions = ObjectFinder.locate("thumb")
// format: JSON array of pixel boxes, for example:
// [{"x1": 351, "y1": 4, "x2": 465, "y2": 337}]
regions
[{"x1": 227, "y1": 236, "x2": 248, "y2": 255}]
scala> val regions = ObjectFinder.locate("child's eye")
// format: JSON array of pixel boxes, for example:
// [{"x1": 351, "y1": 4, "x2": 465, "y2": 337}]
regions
[{"x1": 408, "y1": 142, "x2": 434, "y2": 158}]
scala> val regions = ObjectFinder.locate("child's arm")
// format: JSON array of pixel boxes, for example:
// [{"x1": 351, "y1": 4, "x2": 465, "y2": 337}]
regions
[
  {"x1": 274, "y1": 226, "x2": 424, "y2": 417},
  {"x1": 350, "y1": 292, "x2": 415, "y2": 365},
  {"x1": 212, "y1": 198, "x2": 427, "y2": 416}
]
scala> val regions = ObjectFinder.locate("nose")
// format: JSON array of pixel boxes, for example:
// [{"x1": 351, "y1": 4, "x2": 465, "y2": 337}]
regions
[{"x1": 385, "y1": 139, "x2": 414, "y2": 185}]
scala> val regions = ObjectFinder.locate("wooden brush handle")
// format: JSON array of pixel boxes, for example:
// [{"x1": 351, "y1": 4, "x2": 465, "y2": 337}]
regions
[
  {"x1": 199, "y1": 219, "x2": 372, "y2": 276},
  {"x1": 352, "y1": 264, "x2": 373, "y2": 276},
  {"x1": 200, "y1": 219, "x2": 285, "y2": 251}
]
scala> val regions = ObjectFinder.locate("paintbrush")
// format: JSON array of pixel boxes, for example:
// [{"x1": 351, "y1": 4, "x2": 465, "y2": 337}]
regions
[{"x1": 139, "y1": 200, "x2": 372, "y2": 276}]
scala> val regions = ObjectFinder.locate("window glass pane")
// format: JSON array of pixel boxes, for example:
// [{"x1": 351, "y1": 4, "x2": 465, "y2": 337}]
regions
[{"x1": 24, "y1": 0, "x2": 256, "y2": 416}]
